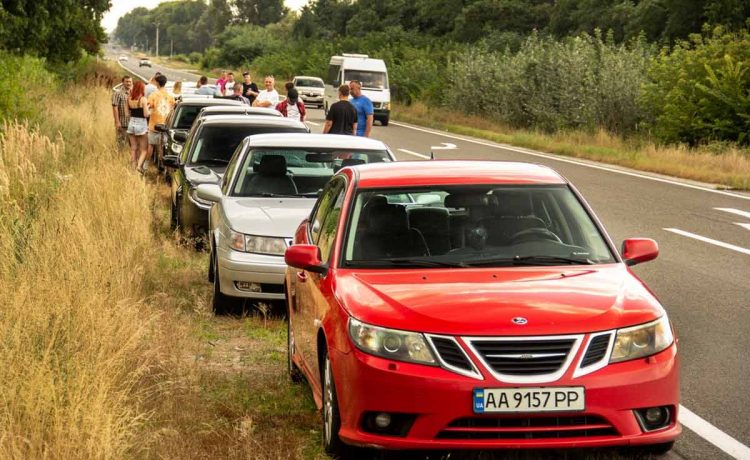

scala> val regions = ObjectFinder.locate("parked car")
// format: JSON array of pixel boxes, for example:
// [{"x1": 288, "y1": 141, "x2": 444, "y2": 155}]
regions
[
  {"x1": 165, "y1": 115, "x2": 309, "y2": 238},
  {"x1": 155, "y1": 98, "x2": 245, "y2": 174},
  {"x1": 293, "y1": 76, "x2": 325, "y2": 108},
  {"x1": 196, "y1": 134, "x2": 396, "y2": 313},
  {"x1": 139, "y1": 58, "x2": 152, "y2": 67},
  {"x1": 284, "y1": 160, "x2": 679, "y2": 458},
  {"x1": 194, "y1": 105, "x2": 282, "y2": 125}
]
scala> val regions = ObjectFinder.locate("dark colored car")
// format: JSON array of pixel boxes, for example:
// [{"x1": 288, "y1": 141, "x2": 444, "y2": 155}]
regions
[
  {"x1": 164, "y1": 115, "x2": 309, "y2": 237},
  {"x1": 155, "y1": 98, "x2": 245, "y2": 171}
]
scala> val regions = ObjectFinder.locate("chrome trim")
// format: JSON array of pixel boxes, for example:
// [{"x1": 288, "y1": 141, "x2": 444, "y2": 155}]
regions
[
  {"x1": 425, "y1": 334, "x2": 483, "y2": 381},
  {"x1": 486, "y1": 353, "x2": 566, "y2": 359},
  {"x1": 573, "y1": 331, "x2": 615, "y2": 378},
  {"x1": 464, "y1": 334, "x2": 584, "y2": 384}
]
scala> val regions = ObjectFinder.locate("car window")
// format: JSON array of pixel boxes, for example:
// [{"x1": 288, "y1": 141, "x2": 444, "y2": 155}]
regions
[
  {"x1": 295, "y1": 78, "x2": 324, "y2": 88},
  {"x1": 222, "y1": 142, "x2": 244, "y2": 194},
  {"x1": 230, "y1": 148, "x2": 390, "y2": 198},
  {"x1": 342, "y1": 185, "x2": 615, "y2": 267},
  {"x1": 174, "y1": 105, "x2": 204, "y2": 130},
  {"x1": 318, "y1": 183, "x2": 346, "y2": 262},
  {"x1": 188, "y1": 126, "x2": 307, "y2": 165},
  {"x1": 344, "y1": 70, "x2": 388, "y2": 89},
  {"x1": 310, "y1": 179, "x2": 344, "y2": 244}
]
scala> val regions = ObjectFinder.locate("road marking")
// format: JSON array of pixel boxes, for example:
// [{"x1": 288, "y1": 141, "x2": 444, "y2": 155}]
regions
[
  {"x1": 680, "y1": 405, "x2": 750, "y2": 459},
  {"x1": 390, "y1": 121, "x2": 750, "y2": 201},
  {"x1": 664, "y1": 228, "x2": 750, "y2": 256},
  {"x1": 736, "y1": 223, "x2": 750, "y2": 231},
  {"x1": 715, "y1": 208, "x2": 750, "y2": 219},
  {"x1": 397, "y1": 148, "x2": 430, "y2": 159},
  {"x1": 431, "y1": 142, "x2": 457, "y2": 150}
]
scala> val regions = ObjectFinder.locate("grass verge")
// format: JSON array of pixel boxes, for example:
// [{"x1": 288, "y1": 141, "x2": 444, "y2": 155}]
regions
[{"x1": 393, "y1": 102, "x2": 750, "y2": 190}]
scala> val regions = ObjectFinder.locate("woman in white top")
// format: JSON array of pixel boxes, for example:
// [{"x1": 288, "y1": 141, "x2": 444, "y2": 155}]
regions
[{"x1": 253, "y1": 76, "x2": 279, "y2": 107}]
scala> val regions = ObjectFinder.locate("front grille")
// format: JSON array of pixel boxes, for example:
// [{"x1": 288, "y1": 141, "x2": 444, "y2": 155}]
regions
[
  {"x1": 469, "y1": 338, "x2": 576, "y2": 377},
  {"x1": 431, "y1": 337, "x2": 474, "y2": 372},
  {"x1": 581, "y1": 334, "x2": 611, "y2": 367},
  {"x1": 437, "y1": 415, "x2": 617, "y2": 440}
]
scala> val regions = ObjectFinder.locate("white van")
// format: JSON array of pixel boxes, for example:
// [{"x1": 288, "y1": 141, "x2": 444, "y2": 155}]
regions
[{"x1": 324, "y1": 54, "x2": 390, "y2": 126}]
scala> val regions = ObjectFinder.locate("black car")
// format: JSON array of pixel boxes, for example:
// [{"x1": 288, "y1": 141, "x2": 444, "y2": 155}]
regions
[
  {"x1": 155, "y1": 98, "x2": 245, "y2": 172},
  {"x1": 164, "y1": 115, "x2": 309, "y2": 237}
]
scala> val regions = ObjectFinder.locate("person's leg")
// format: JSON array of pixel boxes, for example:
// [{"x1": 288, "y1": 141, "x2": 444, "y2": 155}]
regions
[
  {"x1": 136, "y1": 134, "x2": 149, "y2": 173},
  {"x1": 128, "y1": 133, "x2": 138, "y2": 168}
]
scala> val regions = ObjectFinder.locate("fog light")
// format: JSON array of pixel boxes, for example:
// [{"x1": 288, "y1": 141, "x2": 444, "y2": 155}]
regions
[
  {"x1": 635, "y1": 406, "x2": 671, "y2": 432},
  {"x1": 235, "y1": 281, "x2": 261, "y2": 292},
  {"x1": 374, "y1": 413, "x2": 391, "y2": 428}
]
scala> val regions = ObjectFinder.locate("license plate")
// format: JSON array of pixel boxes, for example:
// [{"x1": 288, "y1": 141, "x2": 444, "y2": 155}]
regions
[{"x1": 473, "y1": 387, "x2": 585, "y2": 413}]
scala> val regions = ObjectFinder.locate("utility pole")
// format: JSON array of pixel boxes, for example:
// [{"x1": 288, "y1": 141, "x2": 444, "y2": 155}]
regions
[
  {"x1": 155, "y1": 22, "x2": 160, "y2": 56},
  {"x1": 170, "y1": 40, "x2": 173, "y2": 58}
]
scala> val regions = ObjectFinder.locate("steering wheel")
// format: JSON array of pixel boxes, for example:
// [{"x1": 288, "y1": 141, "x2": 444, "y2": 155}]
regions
[{"x1": 509, "y1": 227, "x2": 562, "y2": 244}]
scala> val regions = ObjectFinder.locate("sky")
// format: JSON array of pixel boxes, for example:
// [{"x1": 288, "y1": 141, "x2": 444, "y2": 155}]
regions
[{"x1": 102, "y1": 0, "x2": 308, "y2": 32}]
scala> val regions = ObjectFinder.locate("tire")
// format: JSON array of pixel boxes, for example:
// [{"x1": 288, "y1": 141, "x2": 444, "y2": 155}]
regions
[
  {"x1": 207, "y1": 243, "x2": 215, "y2": 283},
  {"x1": 287, "y1": 314, "x2": 304, "y2": 383},
  {"x1": 211, "y1": 251, "x2": 241, "y2": 315},
  {"x1": 322, "y1": 350, "x2": 349, "y2": 457},
  {"x1": 380, "y1": 117, "x2": 389, "y2": 127}
]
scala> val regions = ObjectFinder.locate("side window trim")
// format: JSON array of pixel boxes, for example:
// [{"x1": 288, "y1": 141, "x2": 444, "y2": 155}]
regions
[{"x1": 308, "y1": 177, "x2": 344, "y2": 244}]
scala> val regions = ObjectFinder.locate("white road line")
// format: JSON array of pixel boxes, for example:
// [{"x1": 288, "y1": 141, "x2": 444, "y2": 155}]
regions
[
  {"x1": 680, "y1": 405, "x2": 750, "y2": 459},
  {"x1": 736, "y1": 223, "x2": 750, "y2": 231},
  {"x1": 397, "y1": 148, "x2": 430, "y2": 159},
  {"x1": 664, "y1": 228, "x2": 750, "y2": 256},
  {"x1": 715, "y1": 208, "x2": 750, "y2": 219},
  {"x1": 390, "y1": 121, "x2": 750, "y2": 201}
]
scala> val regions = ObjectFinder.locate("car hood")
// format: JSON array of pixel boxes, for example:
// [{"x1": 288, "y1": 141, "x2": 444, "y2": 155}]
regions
[
  {"x1": 221, "y1": 197, "x2": 315, "y2": 236},
  {"x1": 335, "y1": 264, "x2": 664, "y2": 336},
  {"x1": 185, "y1": 164, "x2": 226, "y2": 186}
]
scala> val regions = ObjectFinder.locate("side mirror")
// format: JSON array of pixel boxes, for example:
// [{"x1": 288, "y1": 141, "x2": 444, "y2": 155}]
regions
[
  {"x1": 163, "y1": 155, "x2": 181, "y2": 168},
  {"x1": 196, "y1": 183, "x2": 222, "y2": 203},
  {"x1": 285, "y1": 244, "x2": 328, "y2": 274},
  {"x1": 155, "y1": 123, "x2": 167, "y2": 132},
  {"x1": 173, "y1": 131, "x2": 188, "y2": 143},
  {"x1": 622, "y1": 238, "x2": 659, "y2": 266}
]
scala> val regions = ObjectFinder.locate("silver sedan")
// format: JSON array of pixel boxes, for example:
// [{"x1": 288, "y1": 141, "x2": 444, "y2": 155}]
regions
[{"x1": 197, "y1": 133, "x2": 396, "y2": 313}]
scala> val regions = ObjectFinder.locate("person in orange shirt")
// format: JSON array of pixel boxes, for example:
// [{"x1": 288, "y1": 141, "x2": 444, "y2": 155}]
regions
[{"x1": 144, "y1": 74, "x2": 175, "y2": 173}]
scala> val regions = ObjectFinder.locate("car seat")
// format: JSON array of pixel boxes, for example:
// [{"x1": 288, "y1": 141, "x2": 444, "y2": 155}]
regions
[
  {"x1": 240, "y1": 155, "x2": 298, "y2": 196},
  {"x1": 355, "y1": 201, "x2": 428, "y2": 260}
]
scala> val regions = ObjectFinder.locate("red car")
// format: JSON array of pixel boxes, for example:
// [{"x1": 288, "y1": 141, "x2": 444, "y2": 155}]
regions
[{"x1": 284, "y1": 161, "x2": 679, "y2": 458}]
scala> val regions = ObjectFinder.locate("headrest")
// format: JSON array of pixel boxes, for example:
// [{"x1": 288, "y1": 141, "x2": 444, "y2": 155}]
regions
[
  {"x1": 258, "y1": 155, "x2": 287, "y2": 176},
  {"x1": 408, "y1": 207, "x2": 450, "y2": 234},
  {"x1": 341, "y1": 158, "x2": 366, "y2": 168},
  {"x1": 363, "y1": 195, "x2": 388, "y2": 213},
  {"x1": 365, "y1": 203, "x2": 409, "y2": 234},
  {"x1": 444, "y1": 193, "x2": 494, "y2": 208},
  {"x1": 494, "y1": 191, "x2": 534, "y2": 216}
]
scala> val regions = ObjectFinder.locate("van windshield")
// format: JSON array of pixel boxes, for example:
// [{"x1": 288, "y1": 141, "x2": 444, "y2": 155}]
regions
[{"x1": 345, "y1": 70, "x2": 388, "y2": 90}]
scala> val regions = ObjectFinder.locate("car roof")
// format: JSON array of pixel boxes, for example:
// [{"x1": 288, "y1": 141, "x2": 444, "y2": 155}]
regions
[
  {"x1": 199, "y1": 106, "x2": 282, "y2": 116},
  {"x1": 351, "y1": 161, "x2": 566, "y2": 188},
  {"x1": 247, "y1": 133, "x2": 387, "y2": 149},
  {"x1": 176, "y1": 99, "x2": 244, "y2": 107},
  {"x1": 199, "y1": 115, "x2": 307, "y2": 128}
]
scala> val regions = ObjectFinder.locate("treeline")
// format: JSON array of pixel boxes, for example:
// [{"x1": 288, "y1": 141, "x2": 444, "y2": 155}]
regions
[{"x1": 114, "y1": 0, "x2": 750, "y2": 147}]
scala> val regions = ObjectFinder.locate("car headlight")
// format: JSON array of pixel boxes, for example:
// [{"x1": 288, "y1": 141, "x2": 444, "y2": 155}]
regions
[
  {"x1": 610, "y1": 316, "x2": 674, "y2": 363},
  {"x1": 348, "y1": 318, "x2": 436, "y2": 365},
  {"x1": 170, "y1": 142, "x2": 183, "y2": 154},
  {"x1": 228, "y1": 230, "x2": 287, "y2": 255}
]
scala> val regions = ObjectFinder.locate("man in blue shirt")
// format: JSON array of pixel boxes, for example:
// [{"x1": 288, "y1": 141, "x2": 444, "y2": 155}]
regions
[{"x1": 349, "y1": 80, "x2": 374, "y2": 137}]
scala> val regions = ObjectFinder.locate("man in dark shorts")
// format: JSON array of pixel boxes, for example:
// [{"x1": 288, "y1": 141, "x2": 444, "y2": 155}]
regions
[{"x1": 323, "y1": 84, "x2": 357, "y2": 135}]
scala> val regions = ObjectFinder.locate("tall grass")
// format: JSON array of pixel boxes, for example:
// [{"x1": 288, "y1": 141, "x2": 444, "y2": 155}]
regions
[{"x1": 0, "y1": 80, "x2": 161, "y2": 457}]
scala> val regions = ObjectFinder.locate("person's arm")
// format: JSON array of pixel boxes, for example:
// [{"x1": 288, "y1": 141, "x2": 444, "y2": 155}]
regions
[
  {"x1": 352, "y1": 122, "x2": 358, "y2": 136},
  {"x1": 323, "y1": 120, "x2": 333, "y2": 134},
  {"x1": 141, "y1": 97, "x2": 150, "y2": 118},
  {"x1": 112, "y1": 93, "x2": 121, "y2": 127},
  {"x1": 299, "y1": 102, "x2": 306, "y2": 122},
  {"x1": 364, "y1": 100, "x2": 374, "y2": 137}
]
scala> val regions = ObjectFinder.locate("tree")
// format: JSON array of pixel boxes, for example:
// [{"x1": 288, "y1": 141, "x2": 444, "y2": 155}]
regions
[{"x1": 234, "y1": 0, "x2": 288, "y2": 26}]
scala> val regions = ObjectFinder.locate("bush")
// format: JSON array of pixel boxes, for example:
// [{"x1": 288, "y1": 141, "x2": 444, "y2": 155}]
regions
[
  {"x1": 641, "y1": 26, "x2": 750, "y2": 145},
  {"x1": 0, "y1": 52, "x2": 52, "y2": 122}
]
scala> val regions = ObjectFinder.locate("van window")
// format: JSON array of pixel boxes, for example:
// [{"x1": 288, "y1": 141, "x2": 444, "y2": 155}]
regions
[
  {"x1": 326, "y1": 65, "x2": 341, "y2": 86},
  {"x1": 344, "y1": 70, "x2": 388, "y2": 90}
]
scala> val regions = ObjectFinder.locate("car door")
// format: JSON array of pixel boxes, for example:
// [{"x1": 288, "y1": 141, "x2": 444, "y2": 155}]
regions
[{"x1": 292, "y1": 177, "x2": 346, "y2": 382}]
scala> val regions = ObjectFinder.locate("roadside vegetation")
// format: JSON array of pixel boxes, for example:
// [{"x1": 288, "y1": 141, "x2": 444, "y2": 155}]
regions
[{"x1": 115, "y1": 1, "x2": 750, "y2": 188}]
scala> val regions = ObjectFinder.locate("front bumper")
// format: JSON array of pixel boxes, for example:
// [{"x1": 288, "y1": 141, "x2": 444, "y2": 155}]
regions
[
  {"x1": 217, "y1": 249, "x2": 286, "y2": 300},
  {"x1": 330, "y1": 342, "x2": 679, "y2": 450},
  {"x1": 374, "y1": 108, "x2": 390, "y2": 121},
  {"x1": 301, "y1": 95, "x2": 323, "y2": 105}
]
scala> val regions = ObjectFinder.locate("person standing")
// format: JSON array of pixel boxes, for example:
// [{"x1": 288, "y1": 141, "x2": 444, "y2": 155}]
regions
[
  {"x1": 195, "y1": 76, "x2": 214, "y2": 95},
  {"x1": 222, "y1": 83, "x2": 251, "y2": 105},
  {"x1": 112, "y1": 75, "x2": 133, "y2": 148},
  {"x1": 126, "y1": 80, "x2": 150, "y2": 172},
  {"x1": 349, "y1": 80, "x2": 373, "y2": 137},
  {"x1": 171, "y1": 81, "x2": 182, "y2": 99},
  {"x1": 145, "y1": 74, "x2": 175, "y2": 173},
  {"x1": 224, "y1": 72, "x2": 236, "y2": 95},
  {"x1": 323, "y1": 84, "x2": 357, "y2": 135},
  {"x1": 216, "y1": 70, "x2": 228, "y2": 95},
  {"x1": 253, "y1": 76, "x2": 279, "y2": 108},
  {"x1": 241, "y1": 72, "x2": 259, "y2": 105},
  {"x1": 145, "y1": 72, "x2": 161, "y2": 98},
  {"x1": 276, "y1": 88, "x2": 306, "y2": 122}
]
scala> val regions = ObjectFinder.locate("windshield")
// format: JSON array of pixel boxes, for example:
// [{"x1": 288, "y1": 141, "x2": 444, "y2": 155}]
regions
[
  {"x1": 344, "y1": 70, "x2": 388, "y2": 90},
  {"x1": 188, "y1": 126, "x2": 307, "y2": 165},
  {"x1": 231, "y1": 148, "x2": 391, "y2": 197},
  {"x1": 295, "y1": 78, "x2": 324, "y2": 88},
  {"x1": 342, "y1": 185, "x2": 615, "y2": 267},
  {"x1": 174, "y1": 105, "x2": 204, "y2": 130}
]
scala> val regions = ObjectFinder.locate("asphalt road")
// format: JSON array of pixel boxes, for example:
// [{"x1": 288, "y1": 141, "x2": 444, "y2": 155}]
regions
[{"x1": 116, "y1": 53, "x2": 750, "y2": 460}]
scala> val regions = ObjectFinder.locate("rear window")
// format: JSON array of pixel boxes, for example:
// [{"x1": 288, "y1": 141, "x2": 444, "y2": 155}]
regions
[
  {"x1": 174, "y1": 105, "x2": 204, "y2": 129},
  {"x1": 188, "y1": 125, "x2": 307, "y2": 165}
]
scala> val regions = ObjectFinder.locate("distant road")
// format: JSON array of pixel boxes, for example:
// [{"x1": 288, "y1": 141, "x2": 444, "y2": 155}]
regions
[{"x1": 111, "y1": 51, "x2": 750, "y2": 460}]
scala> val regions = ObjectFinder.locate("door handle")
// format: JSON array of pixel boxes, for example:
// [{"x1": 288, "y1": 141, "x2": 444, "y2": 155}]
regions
[{"x1": 296, "y1": 271, "x2": 308, "y2": 282}]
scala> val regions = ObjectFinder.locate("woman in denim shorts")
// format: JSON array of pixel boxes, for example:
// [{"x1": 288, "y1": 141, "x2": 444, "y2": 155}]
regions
[{"x1": 127, "y1": 80, "x2": 151, "y2": 173}]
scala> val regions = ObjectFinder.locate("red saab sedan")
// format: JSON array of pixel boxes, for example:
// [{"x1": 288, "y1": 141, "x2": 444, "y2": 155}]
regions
[{"x1": 284, "y1": 161, "x2": 679, "y2": 458}]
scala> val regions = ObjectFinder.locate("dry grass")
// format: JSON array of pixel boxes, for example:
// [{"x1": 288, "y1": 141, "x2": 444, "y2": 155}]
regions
[{"x1": 393, "y1": 102, "x2": 750, "y2": 190}]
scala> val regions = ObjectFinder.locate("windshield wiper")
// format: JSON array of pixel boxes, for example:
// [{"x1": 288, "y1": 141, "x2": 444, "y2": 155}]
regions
[
  {"x1": 348, "y1": 258, "x2": 467, "y2": 268},
  {"x1": 464, "y1": 255, "x2": 595, "y2": 267},
  {"x1": 245, "y1": 192, "x2": 299, "y2": 198},
  {"x1": 196, "y1": 158, "x2": 229, "y2": 165}
]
